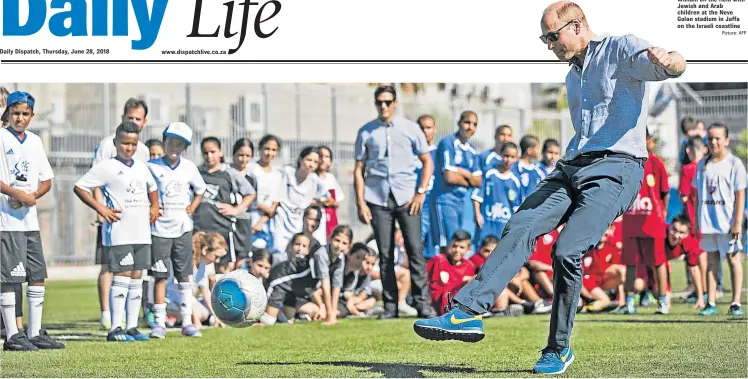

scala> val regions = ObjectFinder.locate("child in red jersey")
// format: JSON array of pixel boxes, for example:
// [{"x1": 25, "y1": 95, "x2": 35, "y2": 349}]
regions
[
  {"x1": 527, "y1": 227, "x2": 562, "y2": 299},
  {"x1": 621, "y1": 132, "x2": 670, "y2": 315},
  {"x1": 678, "y1": 136, "x2": 708, "y2": 299},
  {"x1": 582, "y1": 225, "x2": 626, "y2": 312},
  {"x1": 427, "y1": 231, "x2": 477, "y2": 315},
  {"x1": 665, "y1": 215, "x2": 706, "y2": 309}
]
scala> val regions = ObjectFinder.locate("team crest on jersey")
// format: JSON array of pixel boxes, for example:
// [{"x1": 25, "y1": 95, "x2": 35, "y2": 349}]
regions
[
  {"x1": 10, "y1": 158, "x2": 29, "y2": 182},
  {"x1": 440, "y1": 271, "x2": 450, "y2": 284},
  {"x1": 204, "y1": 184, "x2": 220, "y2": 200},
  {"x1": 163, "y1": 181, "x2": 185, "y2": 197},
  {"x1": 646, "y1": 174, "x2": 655, "y2": 187},
  {"x1": 708, "y1": 178, "x2": 717, "y2": 194},
  {"x1": 542, "y1": 234, "x2": 554, "y2": 245},
  {"x1": 583, "y1": 256, "x2": 593, "y2": 268},
  {"x1": 126, "y1": 179, "x2": 147, "y2": 195},
  {"x1": 508, "y1": 189, "x2": 517, "y2": 201},
  {"x1": 521, "y1": 173, "x2": 530, "y2": 187},
  {"x1": 454, "y1": 150, "x2": 463, "y2": 165}
]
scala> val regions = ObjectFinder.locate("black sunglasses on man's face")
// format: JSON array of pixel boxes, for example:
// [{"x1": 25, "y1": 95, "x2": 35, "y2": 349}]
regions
[
  {"x1": 539, "y1": 20, "x2": 575, "y2": 44},
  {"x1": 375, "y1": 100, "x2": 394, "y2": 107}
]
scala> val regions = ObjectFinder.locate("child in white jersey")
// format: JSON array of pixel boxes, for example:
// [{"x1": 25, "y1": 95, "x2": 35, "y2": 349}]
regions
[
  {"x1": 0, "y1": 91, "x2": 64, "y2": 351},
  {"x1": 147, "y1": 122, "x2": 208, "y2": 339},
  {"x1": 248, "y1": 135, "x2": 283, "y2": 252},
  {"x1": 74, "y1": 121, "x2": 160, "y2": 342},
  {"x1": 269, "y1": 146, "x2": 328, "y2": 262},
  {"x1": 694, "y1": 123, "x2": 746, "y2": 316}
]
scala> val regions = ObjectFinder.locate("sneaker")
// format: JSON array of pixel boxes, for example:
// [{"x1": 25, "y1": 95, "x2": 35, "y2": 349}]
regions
[
  {"x1": 626, "y1": 301, "x2": 637, "y2": 315},
  {"x1": 699, "y1": 304, "x2": 718, "y2": 316},
  {"x1": 3, "y1": 332, "x2": 39, "y2": 351},
  {"x1": 398, "y1": 302, "x2": 418, "y2": 317},
  {"x1": 181, "y1": 325, "x2": 203, "y2": 337},
  {"x1": 125, "y1": 327, "x2": 150, "y2": 341},
  {"x1": 165, "y1": 315, "x2": 177, "y2": 328},
  {"x1": 107, "y1": 327, "x2": 134, "y2": 342},
  {"x1": 28, "y1": 329, "x2": 65, "y2": 349},
  {"x1": 150, "y1": 326, "x2": 167, "y2": 339},
  {"x1": 684, "y1": 292, "x2": 698, "y2": 304},
  {"x1": 640, "y1": 292, "x2": 655, "y2": 307},
  {"x1": 492, "y1": 304, "x2": 523, "y2": 317},
  {"x1": 656, "y1": 301, "x2": 670, "y2": 315},
  {"x1": 413, "y1": 306, "x2": 484, "y2": 343},
  {"x1": 533, "y1": 299, "x2": 553, "y2": 314},
  {"x1": 586, "y1": 301, "x2": 607, "y2": 313},
  {"x1": 533, "y1": 347, "x2": 575, "y2": 375},
  {"x1": 728, "y1": 303, "x2": 744, "y2": 316}
]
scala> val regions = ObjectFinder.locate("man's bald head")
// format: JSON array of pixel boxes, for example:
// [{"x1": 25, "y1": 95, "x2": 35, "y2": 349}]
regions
[
  {"x1": 542, "y1": 1, "x2": 588, "y2": 28},
  {"x1": 540, "y1": 1, "x2": 593, "y2": 62}
]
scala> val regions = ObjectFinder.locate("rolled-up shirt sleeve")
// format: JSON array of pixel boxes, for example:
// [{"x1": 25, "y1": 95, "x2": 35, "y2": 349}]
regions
[{"x1": 621, "y1": 34, "x2": 681, "y2": 81}]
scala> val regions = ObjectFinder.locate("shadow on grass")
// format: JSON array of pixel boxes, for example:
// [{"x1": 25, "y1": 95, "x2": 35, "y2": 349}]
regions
[
  {"x1": 577, "y1": 318, "x2": 746, "y2": 324},
  {"x1": 238, "y1": 361, "x2": 532, "y2": 378}
]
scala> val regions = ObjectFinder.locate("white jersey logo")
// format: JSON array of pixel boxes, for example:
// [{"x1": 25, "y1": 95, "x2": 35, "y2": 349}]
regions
[
  {"x1": 10, "y1": 262, "x2": 26, "y2": 277},
  {"x1": 151, "y1": 260, "x2": 168, "y2": 273},
  {"x1": 163, "y1": 181, "x2": 185, "y2": 198},
  {"x1": 440, "y1": 271, "x2": 450, "y2": 284},
  {"x1": 486, "y1": 202, "x2": 512, "y2": 222},
  {"x1": 120, "y1": 253, "x2": 134, "y2": 266},
  {"x1": 126, "y1": 179, "x2": 147, "y2": 195}
]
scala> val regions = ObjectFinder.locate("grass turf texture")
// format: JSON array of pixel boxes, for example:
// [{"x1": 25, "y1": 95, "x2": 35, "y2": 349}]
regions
[{"x1": 1, "y1": 260, "x2": 746, "y2": 378}]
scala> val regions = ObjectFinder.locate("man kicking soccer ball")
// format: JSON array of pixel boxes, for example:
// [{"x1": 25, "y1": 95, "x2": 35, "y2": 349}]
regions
[{"x1": 413, "y1": 1, "x2": 686, "y2": 375}]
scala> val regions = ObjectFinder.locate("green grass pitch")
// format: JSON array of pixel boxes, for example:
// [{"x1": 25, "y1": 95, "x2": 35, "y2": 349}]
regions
[{"x1": 1, "y1": 260, "x2": 746, "y2": 378}]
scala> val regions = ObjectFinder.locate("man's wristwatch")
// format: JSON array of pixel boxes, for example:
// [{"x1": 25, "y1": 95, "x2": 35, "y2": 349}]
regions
[{"x1": 417, "y1": 187, "x2": 427, "y2": 195}]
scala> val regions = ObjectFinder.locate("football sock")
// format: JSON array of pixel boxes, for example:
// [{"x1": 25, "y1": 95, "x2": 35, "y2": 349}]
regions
[
  {"x1": 153, "y1": 303, "x2": 167, "y2": 328},
  {"x1": 126, "y1": 279, "x2": 143, "y2": 331},
  {"x1": 1, "y1": 292, "x2": 19, "y2": 339},
  {"x1": 26, "y1": 286, "x2": 45, "y2": 339},
  {"x1": 178, "y1": 282, "x2": 193, "y2": 327},
  {"x1": 110, "y1": 276, "x2": 130, "y2": 333}
]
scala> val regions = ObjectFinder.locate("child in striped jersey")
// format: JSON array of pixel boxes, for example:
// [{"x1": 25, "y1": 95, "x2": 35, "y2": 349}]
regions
[
  {"x1": 337, "y1": 243, "x2": 378, "y2": 318},
  {"x1": 260, "y1": 226, "x2": 352, "y2": 326},
  {"x1": 147, "y1": 122, "x2": 208, "y2": 339},
  {"x1": 472, "y1": 142, "x2": 522, "y2": 245},
  {"x1": 74, "y1": 121, "x2": 159, "y2": 342},
  {"x1": 194, "y1": 137, "x2": 256, "y2": 273}
]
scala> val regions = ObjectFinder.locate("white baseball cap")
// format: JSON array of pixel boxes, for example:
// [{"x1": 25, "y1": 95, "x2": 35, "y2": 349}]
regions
[{"x1": 163, "y1": 122, "x2": 193, "y2": 145}]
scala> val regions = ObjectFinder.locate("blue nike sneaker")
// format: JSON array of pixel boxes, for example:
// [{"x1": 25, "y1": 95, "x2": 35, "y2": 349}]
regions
[
  {"x1": 413, "y1": 306, "x2": 484, "y2": 343},
  {"x1": 533, "y1": 347, "x2": 575, "y2": 375}
]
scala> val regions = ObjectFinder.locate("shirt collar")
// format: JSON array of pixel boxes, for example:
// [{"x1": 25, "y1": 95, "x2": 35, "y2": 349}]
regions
[{"x1": 569, "y1": 33, "x2": 610, "y2": 68}]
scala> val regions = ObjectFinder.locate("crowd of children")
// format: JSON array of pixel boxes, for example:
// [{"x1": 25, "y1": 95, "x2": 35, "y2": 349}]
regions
[{"x1": 0, "y1": 91, "x2": 745, "y2": 352}]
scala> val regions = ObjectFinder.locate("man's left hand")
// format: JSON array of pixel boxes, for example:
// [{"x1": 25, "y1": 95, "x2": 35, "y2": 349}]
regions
[{"x1": 408, "y1": 193, "x2": 426, "y2": 215}]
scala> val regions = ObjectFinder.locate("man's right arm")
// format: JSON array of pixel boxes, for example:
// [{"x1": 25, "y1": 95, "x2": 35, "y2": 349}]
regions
[{"x1": 353, "y1": 128, "x2": 372, "y2": 224}]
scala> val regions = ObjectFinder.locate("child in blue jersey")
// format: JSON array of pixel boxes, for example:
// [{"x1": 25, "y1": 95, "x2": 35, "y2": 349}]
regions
[
  {"x1": 416, "y1": 115, "x2": 439, "y2": 259},
  {"x1": 472, "y1": 142, "x2": 522, "y2": 244},
  {"x1": 477, "y1": 124, "x2": 514, "y2": 174},
  {"x1": 537, "y1": 139, "x2": 561, "y2": 176},
  {"x1": 512, "y1": 135, "x2": 546, "y2": 202},
  {"x1": 430, "y1": 111, "x2": 482, "y2": 252}
]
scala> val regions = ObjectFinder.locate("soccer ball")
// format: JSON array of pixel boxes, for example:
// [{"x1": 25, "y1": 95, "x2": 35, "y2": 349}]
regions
[{"x1": 211, "y1": 270, "x2": 267, "y2": 327}]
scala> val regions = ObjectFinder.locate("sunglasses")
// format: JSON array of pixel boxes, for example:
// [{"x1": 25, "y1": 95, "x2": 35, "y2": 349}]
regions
[
  {"x1": 375, "y1": 100, "x2": 394, "y2": 107},
  {"x1": 539, "y1": 20, "x2": 576, "y2": 44}
]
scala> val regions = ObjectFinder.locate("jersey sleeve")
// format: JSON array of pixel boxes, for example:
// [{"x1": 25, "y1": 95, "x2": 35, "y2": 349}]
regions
[
  {"x1": 144, "y1": 164, "x2": 158, "y2": 194},
  {"x1": 732, "y1": 158, "x2": 747, "y2": 192},
  {"x1": 471, "y1": 152, "x2": 482, "y2": 177},
  {"x1": 656, "y1": 159, "x2": 670, "y2": 195},
  {"x1": 312, "y1": 247, "x2": 332, "y2": 280},
  {"x1": 439, "y1": 139, "x2": 458, "y2": 173},
  {"x1": 331, "y1": 255, "x2": 344, "y2": 289},
  {"x1": 228, "y1": 167, "x2": 255, "y2": 197},
  {"x1": 471, "y1": 176, "x2": 487, "y2": 203},
  {"x1": 678, "y1": 165, "x2": 692, "y2": 196},
  {"x1": 92, "y1": 137, "x2": 111, "y2": 167},
  {"x1": 189, "y1": 163, "x2": 208, "y2": 196},
  {"x1": 75, "y1": 163, "x2": 110, "y2": 193},
  {"x1": 36, "y1": 139, "x2": 55, "y2": 182}
]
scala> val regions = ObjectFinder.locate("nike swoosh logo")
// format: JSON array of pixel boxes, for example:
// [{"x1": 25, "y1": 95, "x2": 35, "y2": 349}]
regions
[
  {"x1": 561, "y1": 350, "x2": 570, "y2": 362},
  {"x1": 450, "y1": 314, "x2": 481, "y2": 325}
]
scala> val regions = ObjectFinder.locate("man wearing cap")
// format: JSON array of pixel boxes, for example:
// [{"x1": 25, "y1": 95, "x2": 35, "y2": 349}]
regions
[
  {"x1": 92, "y1": 98, "x2": 150, "y2": 330},
  {"x1": 145, "y1": 122, "x2": 208, "y2": 339},
  {"x1": 0, "y1": 91, "x2": 65, "y2": 351}
]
